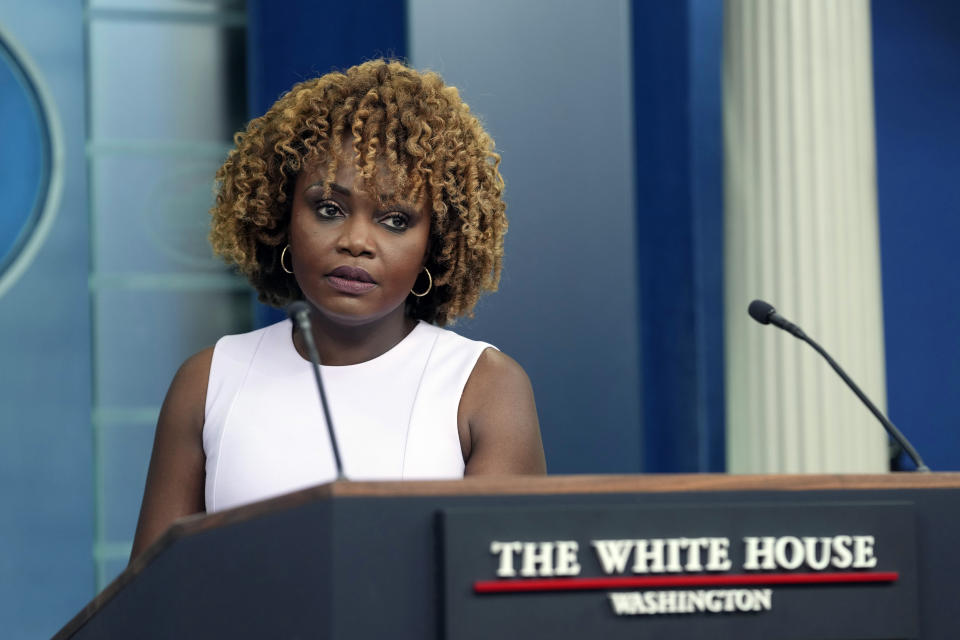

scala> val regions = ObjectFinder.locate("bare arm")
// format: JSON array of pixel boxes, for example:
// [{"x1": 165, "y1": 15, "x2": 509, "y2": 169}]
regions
[
  {"x1": 458, "y1": 348, "x2": 547, "y2": 475},
  {"x1": 129, "y1": 348, "x2": 212, "y2": 561}
]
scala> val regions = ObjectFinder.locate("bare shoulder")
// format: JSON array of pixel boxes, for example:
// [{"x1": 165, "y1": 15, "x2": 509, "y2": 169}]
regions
[
  {"x1": 166, "y1": 346, "x2": 215, "y2": 420},
  {"x1": 458, "y1": 347, "x2": 547, "y2": 475},
  {"x1": 466, "y1": 347, "x2": 532, "y2": 395},
  {"x1": 174, "y1": 347, "x2": 215, "y2": 389},
  {"x1": 156, "y1": 346, "x2": 215, "y2": 443},
  {"x1": 130, "y1": 346, "x2": 213, "y2": 560}
]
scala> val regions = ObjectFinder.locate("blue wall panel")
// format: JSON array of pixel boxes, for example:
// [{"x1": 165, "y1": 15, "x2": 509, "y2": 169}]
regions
[
  {"x1": 632, "y1": 0, "x2": 725, "y2": 472},
  {"x1": 0, "y1": 4, "x2": 93, "y2": 638},
  {"x1": 872, "y1": 0, "x2": 960, "y2": 470},
  {"x1": 247, "y1": 0, "x2": 407, "y2": 120}
]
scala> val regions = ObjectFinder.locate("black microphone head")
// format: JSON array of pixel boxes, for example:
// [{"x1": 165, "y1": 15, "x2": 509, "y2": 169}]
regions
[
  {"x1": 286, "y1": 300, "x2": 311, "y2": 321},
  {"x1": 748, "y1": 299, "x2": 777, "y2": 325}
]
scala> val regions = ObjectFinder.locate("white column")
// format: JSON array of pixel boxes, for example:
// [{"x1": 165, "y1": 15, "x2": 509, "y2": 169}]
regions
[{"x1": 724, "y1": 0, "x2": 888, "y2": 473}]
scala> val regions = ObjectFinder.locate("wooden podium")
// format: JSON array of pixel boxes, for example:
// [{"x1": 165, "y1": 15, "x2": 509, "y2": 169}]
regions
[{"x1": 55, "y1": 474, "x2": 960, "y2": 639}]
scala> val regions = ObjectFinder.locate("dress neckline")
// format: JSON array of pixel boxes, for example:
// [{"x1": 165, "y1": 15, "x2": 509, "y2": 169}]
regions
[{"x1": 279, "y1": 319, "x2": 429, "y2": 371}]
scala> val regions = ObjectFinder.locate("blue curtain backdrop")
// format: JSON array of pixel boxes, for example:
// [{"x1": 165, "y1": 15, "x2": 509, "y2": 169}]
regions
[
  {"x1": 632, "y1": 0, "x2": 725, "y2": 472},
  {"x1": 872, "y1": 0, "x2": 960, "y2": 471}
]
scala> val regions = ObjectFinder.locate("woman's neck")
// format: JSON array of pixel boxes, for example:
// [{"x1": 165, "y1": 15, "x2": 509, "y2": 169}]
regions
[{"x1": 294, "y1": 305, "x2": 417, "y2": 366}]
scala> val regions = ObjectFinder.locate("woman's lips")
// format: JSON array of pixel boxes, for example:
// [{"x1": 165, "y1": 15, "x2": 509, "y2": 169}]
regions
[
  {"x1": 325, "y1": 266, "x2": 377, "y2": 294},
  {"x1": 326, "y1": 275, "x2": 377, "y2": 294}
]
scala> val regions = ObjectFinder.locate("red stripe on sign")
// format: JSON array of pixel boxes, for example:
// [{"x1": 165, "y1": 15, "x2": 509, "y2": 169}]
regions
[{"x1": 473, "y1": 572, "x2": 899, "y2": 593}]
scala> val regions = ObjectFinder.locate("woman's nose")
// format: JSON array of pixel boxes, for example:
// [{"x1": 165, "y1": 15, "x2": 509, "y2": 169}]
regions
[{"x1": 336, "y1": 215, "x2": 375, "y2": 257}]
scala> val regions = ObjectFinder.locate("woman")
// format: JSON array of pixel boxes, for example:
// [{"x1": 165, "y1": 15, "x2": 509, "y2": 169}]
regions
[{"x1": 131, "y1": 60, "x2": 546, "y2": 559}]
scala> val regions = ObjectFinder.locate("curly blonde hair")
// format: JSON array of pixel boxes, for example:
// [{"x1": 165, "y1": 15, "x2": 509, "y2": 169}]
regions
[{"x1": 209, "y1": 59, "x2": 507, "y2": 326}]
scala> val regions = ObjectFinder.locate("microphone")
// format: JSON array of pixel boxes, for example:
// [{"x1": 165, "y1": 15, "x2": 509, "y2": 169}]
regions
[
  {"x1": 747, "y1": 299, "x2": 930, "y2": 472},
  {"x1": 287, "y1": 301, "x2": 346, "y2": 480},
  {"x1": 748, "y1": 299, "x2": 806, "y2": 338}
]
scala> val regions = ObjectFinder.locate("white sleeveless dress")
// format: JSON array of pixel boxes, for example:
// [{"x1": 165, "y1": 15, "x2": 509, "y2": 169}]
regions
[{"x1": 202, "y1": 319, "x2": 493, "y2": 512}]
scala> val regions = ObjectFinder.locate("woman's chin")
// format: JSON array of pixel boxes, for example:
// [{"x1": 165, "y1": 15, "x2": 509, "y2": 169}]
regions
[{"x1": 307, "y1": 298, "x2": 408, "y2": 328}]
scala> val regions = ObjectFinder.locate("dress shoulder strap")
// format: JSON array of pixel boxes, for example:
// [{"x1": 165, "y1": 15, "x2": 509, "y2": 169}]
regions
[
  {"x1": 402, "y1": 325, "x2": 496, "y2": 477},
  {"x1": 203, "y1": 322, "x2": 275, "y2": 456}
]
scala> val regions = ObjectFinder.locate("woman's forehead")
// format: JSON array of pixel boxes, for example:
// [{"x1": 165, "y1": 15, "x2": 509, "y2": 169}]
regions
[
  {"x1": 297, "y1": 157, "x2": 425, "y2": 208},
  {"x1": 299, "y1": 137, "x2": 423, "y2": 198}
]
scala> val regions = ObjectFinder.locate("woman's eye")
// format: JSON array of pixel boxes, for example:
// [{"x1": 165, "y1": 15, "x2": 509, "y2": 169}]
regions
[
  {"x1": 381, "y1": 213, "x2": 409, "y2": 231},
  {"x1": 316, "y1": 202, "x2": 343, "y2": 219}
]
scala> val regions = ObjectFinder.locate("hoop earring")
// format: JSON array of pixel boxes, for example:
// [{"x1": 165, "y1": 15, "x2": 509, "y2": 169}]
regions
[
  {"x1": 411, "y1": 267, "x2": 432, "y2": 297},
  {"x1": 280, "y1": 244, "x2": 294, "y2": 274}
]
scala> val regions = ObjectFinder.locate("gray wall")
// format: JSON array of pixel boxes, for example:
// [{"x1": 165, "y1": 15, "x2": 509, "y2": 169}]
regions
[{"x1": 408, "y1": 0, "x2": 643, "y2": 472}]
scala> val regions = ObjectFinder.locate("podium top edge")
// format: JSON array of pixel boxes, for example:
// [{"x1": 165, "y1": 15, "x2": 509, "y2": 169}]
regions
[
  {"x1": 185, "y1": 472, "x2": 960, "y2": 525},
  {"x1": 322, "y1": 471, "x2": 960, "y2": 497},
  {"x1": 177, "y1": 472, "x2": 960, "y2": 536}
]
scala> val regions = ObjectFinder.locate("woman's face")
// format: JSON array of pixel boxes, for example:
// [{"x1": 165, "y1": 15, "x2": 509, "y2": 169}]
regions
[{"x1": 288, "y1": 149, "x2": 431, "y2": 327}]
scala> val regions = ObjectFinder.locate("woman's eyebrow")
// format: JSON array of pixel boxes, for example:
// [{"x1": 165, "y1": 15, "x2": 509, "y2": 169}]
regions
[
  {"x1": 307, "y1": 180, "x2": 407, "y2": 205},
  {"x1": 304, "y1": 181, "x2": 352, "y2": 196}
]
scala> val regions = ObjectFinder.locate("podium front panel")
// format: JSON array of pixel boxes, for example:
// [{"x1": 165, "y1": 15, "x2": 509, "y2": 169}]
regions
[{"x1": 57, "y1": 476, "x2": 960, "y2": 640}]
